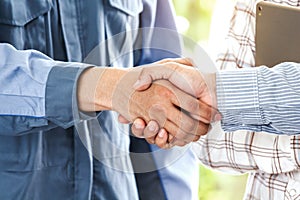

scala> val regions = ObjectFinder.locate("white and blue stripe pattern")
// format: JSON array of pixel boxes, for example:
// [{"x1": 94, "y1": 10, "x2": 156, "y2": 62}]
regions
[{"x1": 216, "y1": 62, "x2": 300, "y2": 135}]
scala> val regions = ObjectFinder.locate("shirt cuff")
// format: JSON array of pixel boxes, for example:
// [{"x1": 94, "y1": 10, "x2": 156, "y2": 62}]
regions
[
  {"x1": 216, "y1": 68, "x2": 263, "y2": 131},
  {"x1": 45, "y1": 62, "x2": 91, "y2": 129}
]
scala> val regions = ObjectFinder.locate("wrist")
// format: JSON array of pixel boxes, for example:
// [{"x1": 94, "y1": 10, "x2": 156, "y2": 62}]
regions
[
  {"x1": 216, "y1": 68, "x2": 259, "y2": 124},
  {"x1": 77, "y1": 67, "x2": 127, "y2": 111},
  {"x1": 94, "y1": 68, "x2": 128, "y2": 111}
]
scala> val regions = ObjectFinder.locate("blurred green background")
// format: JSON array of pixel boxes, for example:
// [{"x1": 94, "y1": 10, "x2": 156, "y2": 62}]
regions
[
  {"x1": 173, "y1": 0, "x2": 215, "y2": 42},
  {"x1": 172, "y1": 0, "x2": 248, "y2": 200}
]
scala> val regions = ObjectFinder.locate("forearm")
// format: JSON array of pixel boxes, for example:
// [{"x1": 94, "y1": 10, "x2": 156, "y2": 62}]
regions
[
  {"x1": 216, "y1": 63, "x2": 300, "y2": 135},
  {"x1": 0, "y1": 43, "x2": 91, "y2": 135},
  {"x1": 77, "y1": 67, "x2": 128, "y2": 112}
]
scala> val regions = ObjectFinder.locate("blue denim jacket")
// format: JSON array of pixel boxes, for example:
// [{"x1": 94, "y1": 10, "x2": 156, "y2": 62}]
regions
[{"x1": 0, "y1": 0, "x2": 199, "y2": 199}]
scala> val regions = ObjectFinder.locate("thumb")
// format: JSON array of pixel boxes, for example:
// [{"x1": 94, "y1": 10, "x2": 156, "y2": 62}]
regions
[
  {"x1": 133, "y1": 65, "x2": 173, "y2": 91},
  {"x1": 132, "y1": 74, "x2": 153, "y2": 91}
]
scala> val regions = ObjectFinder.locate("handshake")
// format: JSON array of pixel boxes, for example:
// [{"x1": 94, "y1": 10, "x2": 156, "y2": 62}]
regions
[{"x1": 78, "y1": 58, "x2": 221, "y2": 149}]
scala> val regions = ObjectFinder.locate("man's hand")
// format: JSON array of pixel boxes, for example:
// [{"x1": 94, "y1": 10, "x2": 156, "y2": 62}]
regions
[
  {"x1": 118, "y1": 58, "x2": 220, "y2": 148},
  {"x1": 122, "y1": 80, "x2": 212, "y2": 142},
  {"x1": 134, "y1": 58, "x2": 217, "y2": 109},
  {"x1": 77, "y1": 60, "x2": 217, "y2": 143}
]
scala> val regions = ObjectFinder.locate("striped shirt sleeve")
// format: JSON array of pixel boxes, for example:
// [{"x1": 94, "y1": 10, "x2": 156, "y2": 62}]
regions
[{"x1": 216, "y1": 62, "x2": 300, "y2": 135}]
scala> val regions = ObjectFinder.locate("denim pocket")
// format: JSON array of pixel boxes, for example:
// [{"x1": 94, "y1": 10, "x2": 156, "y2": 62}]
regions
[
  {"x1": 108, "y1": 0, "x2": 143, "y2": 16},
  {"x1": 0, "y1": 0, "x2": 52, "y2": 51},
  {"x1": 0, "y1": 0, "x2": 51, "y2": 26}
]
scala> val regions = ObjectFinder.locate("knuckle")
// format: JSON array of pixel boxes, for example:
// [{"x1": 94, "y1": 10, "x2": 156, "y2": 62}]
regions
[
  {"x1": 162, "y1": 58, "x2": 172, "y2": 63},
  {"x1": 173, "y1": 129, "x2": 185, "y2": 140},
  {"x1": 176, "y1": 140, "x2": 187, "y2": 147},
  {"x1": 205, "y1": 109, "x2": 212, "y2": 122},
  {"x1": 183, "y1": 119, "x2": 196, "y2": 133},
  {"x1": 183, "y1": 135, "x2": 194, "y2": 144},
  {"x1": 186, "y1": 99, "x2": 199, "y2": 112},
  {"x1": 192, "y1": 135, "x2": 201, "y2": 142},
  {"x1": 138, "y1": 67, "x2": 147, "y2": 79},
  {"x1": 169, "y1": 62, "x2": 180, "y2": 71},
  {"x1": 175, "y1": 130, "x2": 194, "y2": 143},
  {"x1": 197, "y1": 123, "x2": 209, "y2": 136},
  {"x1": 203, "y1": 105, "x2": 213, "y2": 120},
  {"x1": 194, "y1": 88, "x2": 203, "y2": 98}
]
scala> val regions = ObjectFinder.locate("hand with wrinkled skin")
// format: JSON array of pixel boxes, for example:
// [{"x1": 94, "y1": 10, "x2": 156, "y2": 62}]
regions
[
  {"x1": 118, "y1": 58, "x2": 220, "y2": 148},
  {"x1": 127, "y1": 80, "x2": 212, "y2": 143},
  {"x1": 77, "y1": 59, "x2": 218, "y2": 144}
]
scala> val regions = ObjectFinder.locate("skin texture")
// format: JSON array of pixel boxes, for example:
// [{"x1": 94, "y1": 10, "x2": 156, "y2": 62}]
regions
[
  {"x1": 77, "y1": 59, "x2": 218, "y2": 145},
  {"x1": 118, "y1": 58, "x2": 219, "y2": 148}
]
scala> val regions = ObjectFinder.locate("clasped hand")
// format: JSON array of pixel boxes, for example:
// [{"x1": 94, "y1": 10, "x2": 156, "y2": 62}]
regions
[
  {"x1": 117, "y1": 58, "x2": 220, "y2": 148},
  {"x1": 78, "y1": 58, "x2": 220, "y2": 148}
]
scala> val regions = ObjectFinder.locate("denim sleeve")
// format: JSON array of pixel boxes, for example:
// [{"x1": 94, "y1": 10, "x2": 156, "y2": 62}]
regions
[
  {"x1": 45, "y1": 62, "x2": 90, "y2": 129},
  {"x1": 0, "y1": 43, "x2": 90, "y2": 135}
]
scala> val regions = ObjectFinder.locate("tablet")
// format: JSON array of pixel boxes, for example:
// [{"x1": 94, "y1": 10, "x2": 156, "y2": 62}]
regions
[{"x1": 255, "y1": 1, "x2": 300, "y2": 67}]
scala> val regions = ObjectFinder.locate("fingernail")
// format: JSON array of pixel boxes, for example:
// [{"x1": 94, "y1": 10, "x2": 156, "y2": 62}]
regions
[
  {"x1": 158, "y1": 129, "x2": 165, "y2": 138},
  {"x1": 133, "y1": 80, "x2": 141, "y2": 89},
  {"x1": 134, "y1": 122, "x2": 144, "y2": 129},
  {"x1": 148, "y1": 121, "x2": 157, "y2": 132},
  {"x1": 214, "y1": 113, "x2": 222, "y2": 121}
]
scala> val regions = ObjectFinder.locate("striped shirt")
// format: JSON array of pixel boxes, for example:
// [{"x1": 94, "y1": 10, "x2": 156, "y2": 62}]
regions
[
  {"x1": 195, "y1": 0, "x2": 300, "y2": 199},
  {"x1": 217, "y1": 64, "x2": 300, "y2": 135}
]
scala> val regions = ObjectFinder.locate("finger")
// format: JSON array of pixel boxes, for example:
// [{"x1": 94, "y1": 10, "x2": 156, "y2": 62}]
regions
[
  {"x1": 191, "y1": 108, "x2": 221, "y2": 123},
  {"x1": 167, "y1": 132, "x2": 199, "y2": 146},
  {"x1": 166, "y1": 63, "x2": 206, "y2": 98},
  {"x1": 155, "y1": 57, "x2": 194, "y2": 66},
  {"x1": 145, "y1": 136, "x2": 156, "y2": 145},
  {"x1": 134, "y1": 61, "x2": 205, "y2": 100},
  {"x1": 133, "y1": 59, "x2": 195, "y2": 91},
  {"x1": 159, "y1": 130, "x2": 186, "y2": 148},
  {"x1": 118, "y1": 115, "x2": 131, "y2": 124},
  {"x1": 192, "y1": 135, "x2": 201, "y2": 142},
  {"x1": 195, "y1": 121, "x2": 210, "y2": 137},
  {"x1": 166, "y1": 105, "x2": 200, "y2": 134},
  {"x1": 131, "y1": 118, "x2": 146, "y2": 138},
  {"x1": 164, "y1": 120, "x2": 195, "y2": 142},
  {"x1": 154, "y1": 129, "x2": 169, "y2": 149},
  {"x1": 169, "y1": 138, "x2": 187, "y2": 147},
  {"x1": 183, "y1": 57, "x2": 196, "y2": 67},
  {"x1": 143, "y1": 120, "x2": 160, "y2": 138},
  {"x1": 148, "y1": 102, "x2": 200, "y2": 137},
  {"x1": 133, "y1": 65, "x2": 174, "y2": 91},
  {"x1": 164, "y1": 120, "x2": 209, "y2": 143},
  {"x1": 132, "y1": 72, "x2": 153, "y2": 91},
  {"x1": 168, "y1": 134, "x2": 174, "y2": 143},
  {"x1": 167, "y1": 86, "x2": 217, "y2": 123},
  {"x1": 186, "y1": 100, "x2": 218, "y2": 123},
  {"x1": 197, "y1": 101, "x2": 220, "y2": 123}
]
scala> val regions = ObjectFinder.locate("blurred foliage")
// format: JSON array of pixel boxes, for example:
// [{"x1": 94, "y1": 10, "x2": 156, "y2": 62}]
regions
[
  {"x1": 172, "y1": 1, "x2": 248, "y2": 200},
  {"x1": 199, "y1": 166, "x2": 248, "y2": 200},
  {"x1": 173, "y1": 0, "x2": 216, "y2": 42}
]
